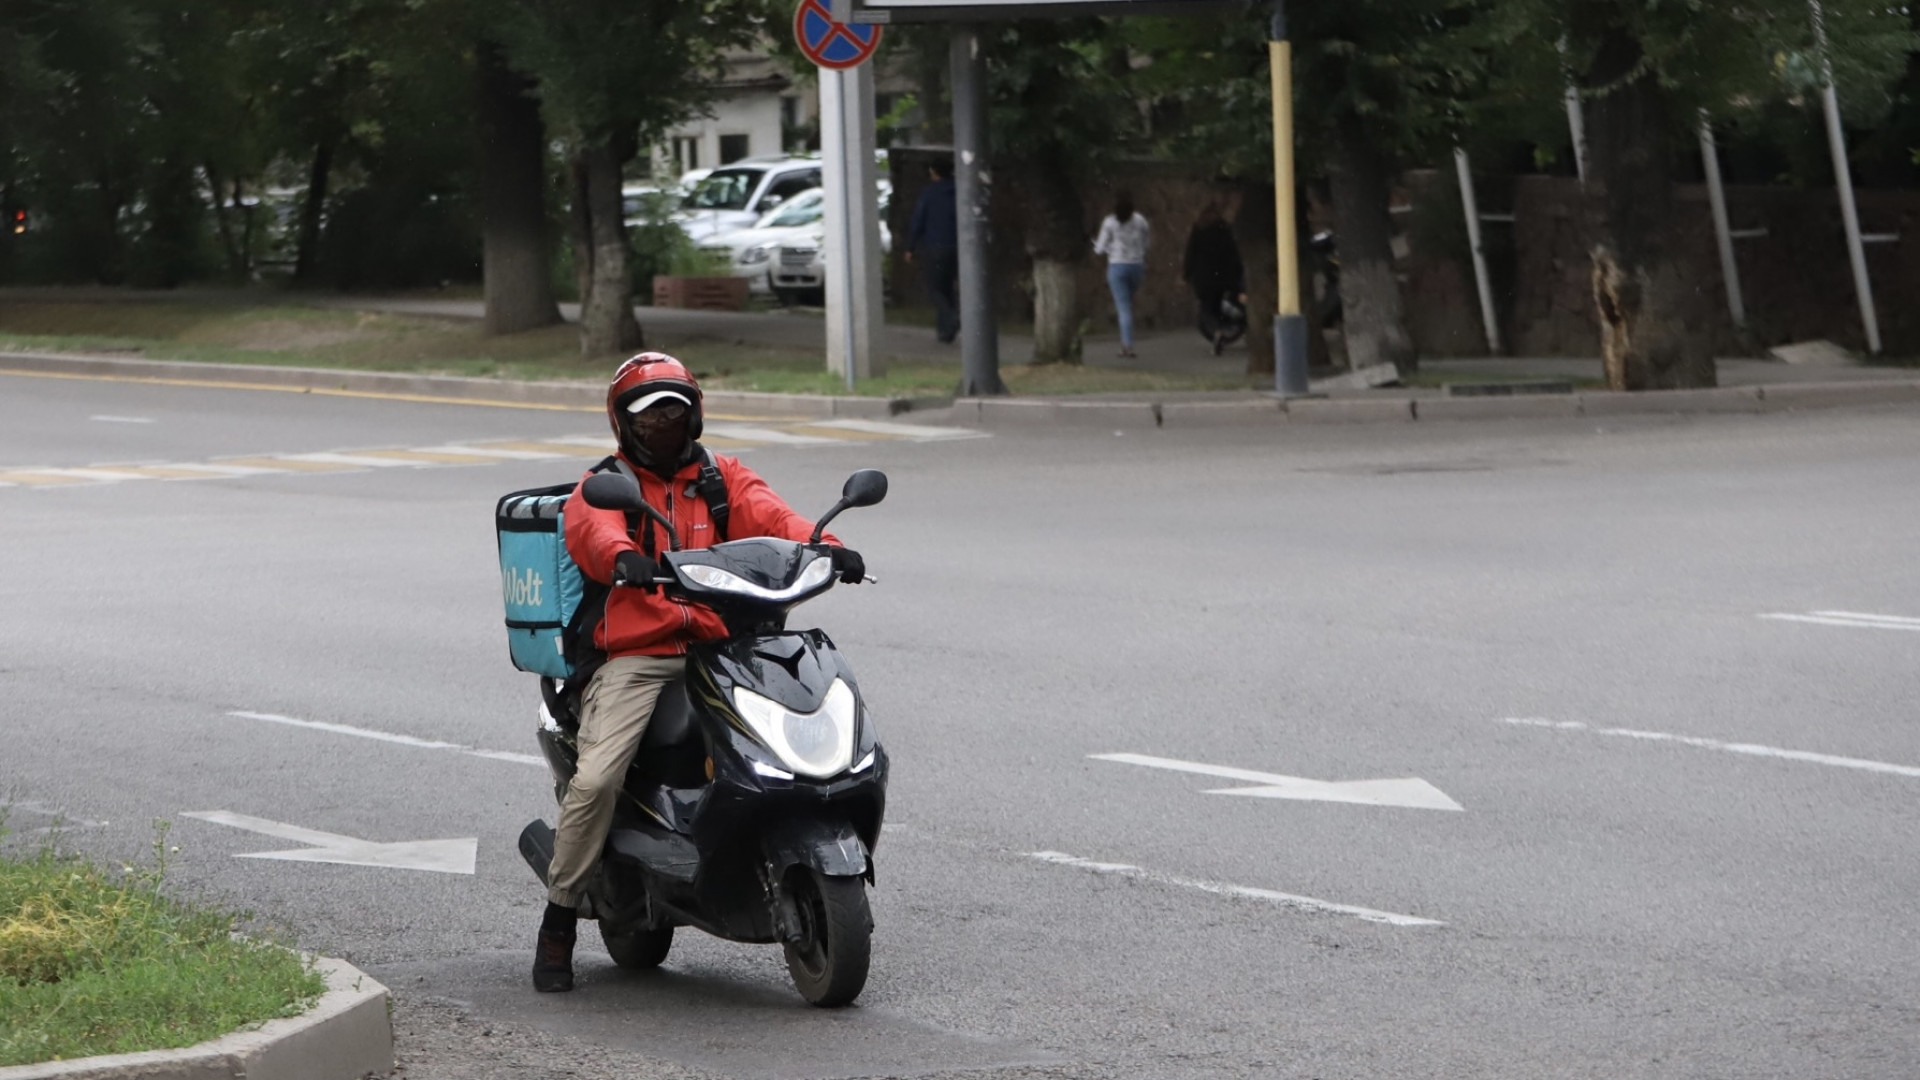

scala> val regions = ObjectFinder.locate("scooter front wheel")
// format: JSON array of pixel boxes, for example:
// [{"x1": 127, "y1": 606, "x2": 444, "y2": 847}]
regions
[
  {"x1": 783, "y1": 869, "x2": 871, "y2": 1007},
  {"x1": 601, "y1": 922, "x2": 673, "y2": 969}
]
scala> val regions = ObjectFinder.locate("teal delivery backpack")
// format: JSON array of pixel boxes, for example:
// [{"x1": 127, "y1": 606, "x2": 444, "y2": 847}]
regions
[
  {"x1": 496, "y1": 482, "x2": 589, "y2": 680},
  {"x1": 494, "y1": 452, "x2": 731, "y2": 683}
]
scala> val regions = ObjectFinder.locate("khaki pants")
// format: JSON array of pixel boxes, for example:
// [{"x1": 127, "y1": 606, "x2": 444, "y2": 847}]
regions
[{"x1": 547, "y1": 654, "x2": 685, "y2": 908}]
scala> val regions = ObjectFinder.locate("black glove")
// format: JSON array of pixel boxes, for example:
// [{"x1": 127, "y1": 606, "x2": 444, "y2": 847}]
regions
[
  {"x1": 613, "y1": 551, "x2": 665, "y2": 590},
  {"x1": 829, "y1": 546, "x2": 866, "y2": 585}
]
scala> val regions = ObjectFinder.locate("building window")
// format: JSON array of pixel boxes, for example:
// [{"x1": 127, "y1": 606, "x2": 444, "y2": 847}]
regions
[
  {"x1": 719, "y1": 134, "x2": 751, "y2": 165},
  {"x1": 671, "y1": 136, "x2": 699, "y2": 175}
]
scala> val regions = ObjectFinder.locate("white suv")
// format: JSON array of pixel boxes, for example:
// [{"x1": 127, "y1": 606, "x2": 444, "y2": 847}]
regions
[{"x1": 675, "y1": 157, "x2": 823, "y2": 243}]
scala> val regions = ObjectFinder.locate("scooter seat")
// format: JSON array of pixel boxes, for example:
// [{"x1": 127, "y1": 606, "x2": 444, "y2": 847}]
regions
[{"x1": 640, "y1": 678, "x2": 696, "y2": 750}]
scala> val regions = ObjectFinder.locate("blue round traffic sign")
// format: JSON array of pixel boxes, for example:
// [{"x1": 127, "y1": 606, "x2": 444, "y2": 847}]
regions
[{"x1": 794, "y1": 0, "x2": 882, "y2": 70}]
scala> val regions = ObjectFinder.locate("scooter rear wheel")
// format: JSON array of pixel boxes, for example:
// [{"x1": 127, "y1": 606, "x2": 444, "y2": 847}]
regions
[
  {"x1": 783, "y1": 869, "x2": 871, "y2": 1007},
  {"x1": 600, "y1": 923, "x2": 673, "y2": 969}
]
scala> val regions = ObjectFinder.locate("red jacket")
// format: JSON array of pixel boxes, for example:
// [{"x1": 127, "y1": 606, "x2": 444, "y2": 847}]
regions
[{"x1": 563, "y1": 452, "x2": 839, "y2": 657}]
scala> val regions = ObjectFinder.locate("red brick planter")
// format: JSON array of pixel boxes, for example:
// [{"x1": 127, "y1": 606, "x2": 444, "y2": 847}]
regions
[{"x1": 652, "y1": 276, "x2": 750, "y2": 311}]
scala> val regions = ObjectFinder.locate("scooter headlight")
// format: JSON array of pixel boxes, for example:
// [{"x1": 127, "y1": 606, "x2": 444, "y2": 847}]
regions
[{"x1": 730, "y1": 679, "x2": 857, "y2": 779}]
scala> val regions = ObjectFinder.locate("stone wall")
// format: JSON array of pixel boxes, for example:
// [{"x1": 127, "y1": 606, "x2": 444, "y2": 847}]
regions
[
  {"x1": 1412, "y1": 173, "x2": 1920, "y2": 358},
  {"x1": 886, "y1": 148, "x2": 1920, "y2": 359},
  {"x1": 887, "y1": 148, "x2": 1239, "y2": 348}
]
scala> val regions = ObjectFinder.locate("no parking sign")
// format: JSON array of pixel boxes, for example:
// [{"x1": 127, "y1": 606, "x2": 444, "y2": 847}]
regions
[{"x1": 794, "y1": 0, "x2": 882, "y2": 69}]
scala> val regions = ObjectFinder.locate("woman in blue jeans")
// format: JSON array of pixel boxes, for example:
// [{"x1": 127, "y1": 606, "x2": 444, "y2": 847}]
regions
[{"x1": 1093, "y1": 192, "x2": 1150, "y2": 358}]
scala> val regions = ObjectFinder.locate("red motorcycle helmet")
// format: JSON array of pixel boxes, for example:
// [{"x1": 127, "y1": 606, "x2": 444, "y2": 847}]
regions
[{"x1": 606, "y1": 352, "x2": 704, "y2": 447}]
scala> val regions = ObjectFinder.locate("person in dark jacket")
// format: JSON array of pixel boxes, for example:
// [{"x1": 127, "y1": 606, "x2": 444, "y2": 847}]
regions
[
  {"x1": 905, "y1": 159, "x2": 960, "y2": 343},
  {"x1": 1181, "y1": 201, "x2": 1245, "y2": 354}
]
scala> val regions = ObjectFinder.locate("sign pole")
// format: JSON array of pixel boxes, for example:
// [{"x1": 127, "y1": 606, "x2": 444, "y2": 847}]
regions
[
  {"x1": 1268, "y1": 0, "x2": 1308, "y2": 396},
  {"x1": 798, "y1": 0, "x2": 885, "y2": 385},
  {"x1": 820, "y1": 64, "x2": 884, "y2": 386},
  {"x1": 951, "y1": 25, "x2": 1004, "y2": 396},
  {"x1": 1809, "y1": 0, "x2": 1881, "y2": 355}
]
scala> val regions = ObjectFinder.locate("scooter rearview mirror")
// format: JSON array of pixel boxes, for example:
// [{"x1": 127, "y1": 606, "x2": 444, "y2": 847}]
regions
[
  {"x1": 841, "y1": 469, "x2": 888, "y2": 509},
  {"x1": 581, "y1": 471, "x2": 644, "y2": 511}
]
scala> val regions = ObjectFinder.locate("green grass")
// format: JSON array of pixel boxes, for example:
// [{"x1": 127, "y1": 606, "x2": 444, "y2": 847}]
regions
[
  {"x1": 0, "y1": 828, "x2": 324, "y2": 1067},
  {"x1": 0, "y1": 295, "x2": 1251, "y2": 397}
]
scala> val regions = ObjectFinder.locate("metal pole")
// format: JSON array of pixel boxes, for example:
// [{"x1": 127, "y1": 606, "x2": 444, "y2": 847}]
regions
[
  {"x1": 1453, "y1": 148, "x2": 1503, "y2": 356},
  {"x1": 1697, "y1": 113, "x2": 1747, "y2": 330},
  {"x1": 1269, "y1": 0, "x2": 1309, "y2": 396},
  {"x1": 820, "y1": 62, "x2": 884, "y2": 389},
  {"x1": 1810, "y1": 0, "x2": 1882, "y2": 355},
  {"x1": 950, "y1": 26, "x2": 1004, "y2": 396},
  {"x1": 1564, "y1": 88, "x2": 1588, "y2": 183},
  {"x1": 1558, "y1": 38, "x2": 1588, "y2": 183}
]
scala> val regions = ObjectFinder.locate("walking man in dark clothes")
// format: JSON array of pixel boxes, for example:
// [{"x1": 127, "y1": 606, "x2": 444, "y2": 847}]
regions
[
  {"x1": 905, "y1": 159, "x2": 960, "y2": 344},
  {"x1": 1182, "y1": 201, "x2": 1245, "y2": 354}
]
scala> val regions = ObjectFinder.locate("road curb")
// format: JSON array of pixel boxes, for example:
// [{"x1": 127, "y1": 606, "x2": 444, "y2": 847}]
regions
[
  {"x1": 0, "y1": 351, "x2": 951, "y2": 420},
  {"x1": 6, "y1": 349, "x2": 1915, "y2": 428},
  {"x1": 0, "y1": 957, "x2": 393, "y2": 1080}
]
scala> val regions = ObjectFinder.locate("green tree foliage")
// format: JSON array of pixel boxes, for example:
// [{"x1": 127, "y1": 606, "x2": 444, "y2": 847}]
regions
[{"x1": 484, "y1": 0, "x2": 776, "y2": 355}]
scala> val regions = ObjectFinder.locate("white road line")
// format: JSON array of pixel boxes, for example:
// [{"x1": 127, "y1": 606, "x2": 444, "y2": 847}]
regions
[
  {"x1": 1499, "y1": 717, "x2": 1920, "y2": 779},
  {"x1": 703, "y1": 423, "x2": 845, "y2": 445},
  {"x1": 1761, "y1": 611, "x2": 1920, "y2": 632},
  {"x1": 278, "y1": 452, "x2": 422, "y2": 468},
  {"x1": 90, "y1": 415, "x2": 156, "y2": 424},
  {"x1": 426, "y1": 445, "x2": 574, "y2": 460},
  {"x1": 1029, "y1": 851, "x2": 1443, "y2": 927},
  {"x1": 795, "y1": 418, "x2": 986, "y2": 440},
  {"x1": 35, "y1": 467, "x2": 160, "y2": 482},
  {"x1": 228, "y1": 711, "x2": 543, "y2": 767}
]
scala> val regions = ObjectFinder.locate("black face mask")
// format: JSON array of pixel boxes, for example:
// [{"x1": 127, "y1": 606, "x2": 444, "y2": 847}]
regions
[{"x1": 625, "y1": 411, "x2": 693, "y2": 475}]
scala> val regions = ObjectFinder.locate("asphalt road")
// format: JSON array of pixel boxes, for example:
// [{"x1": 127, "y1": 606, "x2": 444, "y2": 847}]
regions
[{"x1": 4, "y1": 367, "x2": 1919, "y2": 1079}]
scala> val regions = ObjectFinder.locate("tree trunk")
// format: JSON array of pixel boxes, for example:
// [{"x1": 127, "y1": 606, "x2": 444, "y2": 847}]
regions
[
  {"x1": 567, "y1": 152, "x2": 593, "y2": 306},
  {"x1": 1234, "y1": 181, "x2": 1327, "y2": 378},
  {"x1": 1578, "y1": 11, "x2": 1713, "y2": 390},
  {"x1": 1031, "y1": 259, "x2": 1079, "y2": 362},
  {"x1": 1017, "y1": 153, "x2": 1086, "y2": 364},
  {"x1": 477, "y1": 43, "x2": 561, "y2": 336},
  {"x1": 293, "y1": 137, "x2": 334, "y2": 284},
  {"x1": 1327, "y1": 124, "x2": 1415, "y2": 374},
  {"x1": 577, "y1": 136, "x2": 643, "y2": 357}
]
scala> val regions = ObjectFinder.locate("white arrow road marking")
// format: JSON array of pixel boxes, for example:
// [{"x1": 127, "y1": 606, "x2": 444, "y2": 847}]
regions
[
  {"x1": 1500, "y1": 718, "x2": 1920, "y2": 779},
  {"x1": 1030, "y1": 851, "x2": 1443, "y2": 927},
  {"x1": 182, "y1": 811, "x2": 476, "y2": 875},
  {"x1": 1760, "y1": 610, "x2": 1920, "y2": 632},
  {"x1": 1091, "y1": 752, "x2": 1464, "y2": 811},
  {"x1": 228, "y1": 711, "x2": 545, "y2": 767}
]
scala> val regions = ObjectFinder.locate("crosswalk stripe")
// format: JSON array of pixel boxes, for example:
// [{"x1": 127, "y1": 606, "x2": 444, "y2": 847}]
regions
[
  {"x1": 704, "y1": 423, "x2": 843, "y2": 446},
  {"x1": 0, "y1": 471, "x2": 96, "y2": 485},
  {"x1": 347, "y1": 448, "x2": 517, "y2": 465},
  {"x1": 3, "y1": 420, "x2": 983, "y2": 492},
  {"x1": 796, "y1": 418, "x2": 988, "y2": 440},
  {"x1": 214, "y1": 457, "x2": 358, "y2": 473}
]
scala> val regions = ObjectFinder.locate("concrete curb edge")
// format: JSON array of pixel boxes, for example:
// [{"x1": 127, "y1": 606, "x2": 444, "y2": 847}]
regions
[
  {"x1": 0, "y1": 350, "x2": 952, "y2": 420},
  {"x1": 0, "y1": 957, "x2": 393, "y2": 1080},
  {"x1": 5, "y1": 349, "x2": 1915, "y2": 428}
]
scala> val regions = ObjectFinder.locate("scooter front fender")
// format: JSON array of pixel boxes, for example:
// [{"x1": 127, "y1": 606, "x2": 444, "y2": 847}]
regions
[{"x1": 762, "y1": 817, "x2": 870, "y2": 881}]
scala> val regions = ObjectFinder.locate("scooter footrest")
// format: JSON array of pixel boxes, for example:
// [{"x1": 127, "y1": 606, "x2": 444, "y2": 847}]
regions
[{"x1": 607, "y1": 827, "x2": 700, "y2": 884}]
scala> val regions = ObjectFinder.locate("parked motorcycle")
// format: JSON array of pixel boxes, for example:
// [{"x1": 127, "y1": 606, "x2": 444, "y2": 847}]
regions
[{"x1": 518, "y1": 468, "x2": 890, "y2": 1007}]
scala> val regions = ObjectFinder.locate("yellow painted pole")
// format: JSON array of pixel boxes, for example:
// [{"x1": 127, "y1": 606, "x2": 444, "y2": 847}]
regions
[
  {"x1": 1268, "y1": 0, "x2": 1309, "y2": 394},
  {"x1": 1270, "y1": 39, "x2": 1299, "y2": 319}
]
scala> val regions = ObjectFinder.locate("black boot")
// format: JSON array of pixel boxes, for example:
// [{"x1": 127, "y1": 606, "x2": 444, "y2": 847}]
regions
[{"x1": 532, "y1": 902, "x2": 577, "y2": 993}]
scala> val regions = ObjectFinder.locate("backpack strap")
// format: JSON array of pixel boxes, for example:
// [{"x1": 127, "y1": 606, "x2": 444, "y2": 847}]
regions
[{"x1": 695, "y1": 445, "x2": 730, "y2": 542}]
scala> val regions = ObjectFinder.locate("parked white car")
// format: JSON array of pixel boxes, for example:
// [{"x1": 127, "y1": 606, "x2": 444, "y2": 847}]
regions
[
  {"x1": 770, "y1": 184, "x2": 892, "y2": 306},
  {"x1": 698, "y1": 188, "x2": 832, "y2": 295},
  {"x1": 675, "y1": 157, "x2": 823, "y2": 243}
]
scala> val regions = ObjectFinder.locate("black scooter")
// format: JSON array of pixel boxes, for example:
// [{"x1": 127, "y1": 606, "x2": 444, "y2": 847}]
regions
[{"x1": 517, "y1": 468, "x2": 890, "y2": 1007}]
